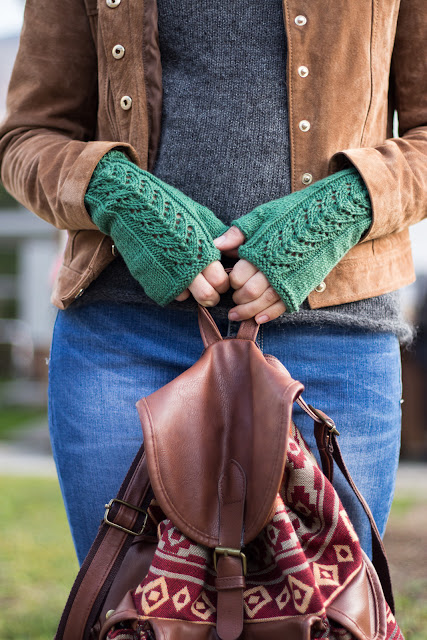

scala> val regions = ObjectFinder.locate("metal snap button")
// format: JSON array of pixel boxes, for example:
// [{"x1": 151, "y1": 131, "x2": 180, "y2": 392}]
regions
[
  {"x1": 120, "y1": 95, "x2": 132, "y2": 110},
  {"x1": 75, "y1": 288, "x2": 85, "y2": 299},
  {"x1": 111, "y1": 244, "x2": 118, "y2": 256},
  {"x1": 302, "y1": 173, "x2": 313, "y2": 185},
  {"x1": 112, "y1": 44, "x2": 125, "y2": 60},
  {"x1": 295, "y1": 15, "x2": 307, "y2": 26},
  {"x1": 106, "y1": 0, "x2": 121, "y2": 7},
  {"x1": 298, "y1": 65, "x2": 309, "y2": 78},
  {"x1": 299, "y1": 120, "x2": 311, "y2": 132},
  {"x1": 315, "y1": 282, "x2": 326, "y2": 293}
]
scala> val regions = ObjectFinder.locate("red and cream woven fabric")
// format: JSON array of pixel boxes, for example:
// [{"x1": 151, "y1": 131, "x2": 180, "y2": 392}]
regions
[{"x1": 107, "y1": 426, "x2": 403, "y2": 640}]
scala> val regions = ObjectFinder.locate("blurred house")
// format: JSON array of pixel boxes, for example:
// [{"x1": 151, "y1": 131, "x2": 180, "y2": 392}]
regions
[
  {"x1": 0, "y1": 34, "x2": 57, "y2": 390},
  {"x1": 400, "y1": 262, "x2": 427, "y2": 461},
  {"x1": 0, "y1": 35, "x2": 19, "y2": 121}
]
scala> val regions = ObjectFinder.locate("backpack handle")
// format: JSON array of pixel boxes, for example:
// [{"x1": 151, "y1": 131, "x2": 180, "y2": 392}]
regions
[{"x1": 198, "y1": 305, "x2": 259, "y2": 348}]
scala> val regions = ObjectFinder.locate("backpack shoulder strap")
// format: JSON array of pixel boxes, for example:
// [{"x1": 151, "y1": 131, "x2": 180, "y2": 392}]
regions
[
  {"x1": 330, "y1": 435, "x2": 395, "y2": 614},
  {"x1": 297, "y1": 396, "x2": 395, "y2": 613},
  {"x1": 55, "y1": 444, "x2": 153, "y2": 640}
]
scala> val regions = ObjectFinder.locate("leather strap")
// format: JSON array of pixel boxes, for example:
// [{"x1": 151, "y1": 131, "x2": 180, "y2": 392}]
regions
[
  {"x1": 198, "y1": 305, "x2": 223, "y2": 348},
  {"x1": 313, "y1": 420, "x2": 334, "y2": 483},
  {"x1": 236, "y1": 316, "x2": 259, "y2": 342},
  {"x1": 215, "y1": 575, "x2": 246, "y2": 591},
  {"x1": 216, "y1": 461, "x2": 246, "y2": 640},
  {"x1": 296, "y1": 395, "x2": 395, "y2": 613},
  {"x1": 198, "y1": 305, "x2": 259, "y2": 347},
  {"x1": 296, "y1": 396, "x2": 335, "y2": 482},
  {"x1": 329, "y1": 433, "x2": 395, "y2": 614},
  {"x1": 55, "y1": 445, "x2": 153, "y2": 640}
]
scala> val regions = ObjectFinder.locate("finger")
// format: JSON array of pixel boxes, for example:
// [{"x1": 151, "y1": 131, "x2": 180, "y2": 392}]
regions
[
  {"x1": 213, "y1": 226, "x2": 245, "y2": 251},
  {"x1": 228, "y1": 286, "x2": 282, "y2": 320},
  {"x1": 232, "y1": 270, "x2": 270, "y2": 305},
  {"x1": 255, "y1": 300, "x2": 287, "y2": 324},
  {"x1": 188, "y1": 273, "x2": 221, "y2": 307},
  {"x1": 175, "y1": 289, "x2": 191, "y2": 301},
  {"x1": 229, "y1": 259, "x2": 258, "y2": 290},
  {"x1": 202, "y1": 261, "x2": 230, "y2": 294}
]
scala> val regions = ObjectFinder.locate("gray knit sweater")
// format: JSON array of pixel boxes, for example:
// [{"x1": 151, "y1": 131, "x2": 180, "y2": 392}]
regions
[{"x1": 76, "y1": 0, "x2": 412, "y2": 342}]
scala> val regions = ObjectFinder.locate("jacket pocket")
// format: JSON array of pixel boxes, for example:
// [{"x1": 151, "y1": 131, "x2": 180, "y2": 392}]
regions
[
  {"x1": 63, "y1": 229, "x2": 105, "y2": 275},
  {"x1": 105, "y1": 76, "x2": 121, "y2": 142}
]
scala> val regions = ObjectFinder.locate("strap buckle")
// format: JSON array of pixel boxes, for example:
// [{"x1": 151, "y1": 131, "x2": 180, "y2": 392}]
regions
[
  {"x1": 308, "y1": 404, "x2": 340, "y2": 436},
  {"x1": 213, "y1": 547, "x2": 247, "y2": 575},
  {"x1": 104, "y1": 498, "x2": 148, "y2": 536}
]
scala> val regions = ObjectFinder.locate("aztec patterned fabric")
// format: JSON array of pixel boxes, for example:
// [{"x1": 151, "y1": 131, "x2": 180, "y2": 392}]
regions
[{"x1": 107, "y1": 426, "x2": 403, "y2": 639}]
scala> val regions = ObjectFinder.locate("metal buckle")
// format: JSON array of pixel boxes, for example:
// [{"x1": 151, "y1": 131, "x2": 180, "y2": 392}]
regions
[
  {"x1": 104, "y1": 498, "x2": 148, "y2": 536},
  {"x1": 213, "y1": 547, "x2": 247, "y2": 575},
  {"x1": 308, "y1": 404, "x2": 340, "y2": 436}
]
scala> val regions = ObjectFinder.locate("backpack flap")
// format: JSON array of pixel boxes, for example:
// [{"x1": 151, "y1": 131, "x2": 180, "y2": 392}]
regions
[{"x1": 136, "y1": 336, "x2": 304, "y2": 549}]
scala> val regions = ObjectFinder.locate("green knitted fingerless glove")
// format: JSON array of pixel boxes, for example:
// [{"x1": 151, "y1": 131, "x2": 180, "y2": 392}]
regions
[
  {"x1": 232, "y1": 168, "x2": 372, "y2": 313},
  {"x1": 84, "y1": 151, "x2": 228, "y2": 305}
]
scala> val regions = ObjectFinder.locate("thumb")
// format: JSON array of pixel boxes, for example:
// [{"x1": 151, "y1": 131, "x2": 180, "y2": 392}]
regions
[{"x1": 213, "y1": 226, "x2": 245, "y2": 251}]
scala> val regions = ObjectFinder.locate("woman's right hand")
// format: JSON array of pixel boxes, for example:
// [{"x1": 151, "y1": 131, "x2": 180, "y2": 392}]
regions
[
  {"x1": 85, "y1": 151, "x2": 231, "y2": 307},
  {"x1": 175, "y1": 260, "x2": 230, "y2": 305}
]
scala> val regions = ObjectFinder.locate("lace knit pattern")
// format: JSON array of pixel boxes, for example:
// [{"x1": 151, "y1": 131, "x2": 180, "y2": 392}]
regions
[
  {"x1": 85, "y1": 151, "x2": 228, "y2": 306},
  {"x1": 236, "y1": 168, "x2": 372, "y2": 313}
]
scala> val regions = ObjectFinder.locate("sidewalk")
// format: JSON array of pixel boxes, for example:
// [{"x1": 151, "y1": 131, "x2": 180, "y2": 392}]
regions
[
  {"x1": 0, "y1": 419, "x2": 56, "y2": 477},
  {"x1": 0, "y1": 421, "x2": 426, "y2": 497}
]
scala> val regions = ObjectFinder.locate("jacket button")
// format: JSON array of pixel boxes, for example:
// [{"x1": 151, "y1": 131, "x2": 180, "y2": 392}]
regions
[
  {"x1": 295, "y1": 15, "x2": 307, "y2": 26},
  {"x1": 302, "y1": 173, "x2": 313, "y2": 185},
  {"x1": 299, "y1": 120, "x2": 311, "y2": 132},
  {"x1": 120, "y1": 95, "x2": 132, "y2": 110},
  {"x1": 315, "y1": 282, "x2": 326, "y2": 293},
  {"x1": 106, "y1": 0, "x2": 121, "y2": 7},
  {"x1": 75, "y1": 288, "x2": 85, "y2": 299},
  {"x1": 298, "y1": 66, "x2": 309, "y2": 78},
  {"x1": 112, "y1": 44, "x2": 125, "y2": 59}
]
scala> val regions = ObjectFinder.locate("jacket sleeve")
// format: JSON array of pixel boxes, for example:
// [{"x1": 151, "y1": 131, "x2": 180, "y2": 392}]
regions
[
  {"x1": 330, "y1": 0, "x2": 427, "y2": 243},
  {"x1": 0, "y1": 0, "x2": 139, "y2": 231}
]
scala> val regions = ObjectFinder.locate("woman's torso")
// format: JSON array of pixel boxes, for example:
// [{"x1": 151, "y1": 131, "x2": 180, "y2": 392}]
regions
[{"x1": 75, "y1": 0, "x2": 410, "y2": 341}]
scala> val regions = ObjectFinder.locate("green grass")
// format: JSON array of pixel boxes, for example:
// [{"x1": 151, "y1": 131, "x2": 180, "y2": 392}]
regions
[
  {"x1": 0, "y1": 182, "x2": 20, "y2": 209},
  {"x1": 0, "y1": 476, "x2": 78, "y2": 640},
  {"x1": 0, "y1": 475, "x2": 425, "y2": 639},
  {"x1": 388, "y1": 494, "x2": 422, "y2": 516},
  {"x1": 395, "y1": 582, "x2": 427, "y2": 640},
  {"x1": 0, "y1": 407, "x2": 47, "y2": 440}
]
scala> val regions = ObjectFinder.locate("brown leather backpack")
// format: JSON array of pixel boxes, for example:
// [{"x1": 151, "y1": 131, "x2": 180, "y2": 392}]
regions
[{"x1": 55, "y1": 307, "x2": 402, "y2": 640}]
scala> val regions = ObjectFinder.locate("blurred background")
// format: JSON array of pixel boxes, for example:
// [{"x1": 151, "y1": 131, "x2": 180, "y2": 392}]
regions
[
  {"x1": 0, "y1": 2, "x2": 426, "y2": 639},
  {"x1": 0, "y1": 0, "x2": 58, "y2": 441}
]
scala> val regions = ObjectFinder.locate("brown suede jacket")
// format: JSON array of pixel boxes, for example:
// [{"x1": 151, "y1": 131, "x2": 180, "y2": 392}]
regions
[{"x1": 0, "y1": 0, "x2": 426, "y2": 310}]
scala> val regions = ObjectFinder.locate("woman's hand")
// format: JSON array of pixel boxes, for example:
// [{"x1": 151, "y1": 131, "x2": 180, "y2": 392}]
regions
[
  {"x1": 213, "y1": 227, "x2": 286, "y2": 324},
  {"x1": 85, "y1": 151, "x2": 230, "y2": 307},
  {"x1": 175, "y1": 260, "x2": 230, "y2": 306},
  {"x1": 228, "y1": 259, "x2": 286, "y2": 323}
]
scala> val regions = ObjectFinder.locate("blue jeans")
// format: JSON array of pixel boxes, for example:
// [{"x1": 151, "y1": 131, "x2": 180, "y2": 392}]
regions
[{"x1": 48, "y1": 302, "x2": 402, "y2": 564}]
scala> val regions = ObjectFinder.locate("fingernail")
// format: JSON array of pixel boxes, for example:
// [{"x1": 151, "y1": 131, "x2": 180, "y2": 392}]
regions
[
  {"x1": 214, "y1": 236, "x2": 226, "y2": 248},
  {"x1": 256, "y1": 315, "x2": 270, "y2": 324},
  {"x1": 229, "y1": 312, "x2": 239, "y2": 321}
]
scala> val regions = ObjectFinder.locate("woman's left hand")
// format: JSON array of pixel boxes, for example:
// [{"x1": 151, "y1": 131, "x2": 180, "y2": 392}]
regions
[{"x1": 214, "y1": 227, "x2": 286, "y2": 324}]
